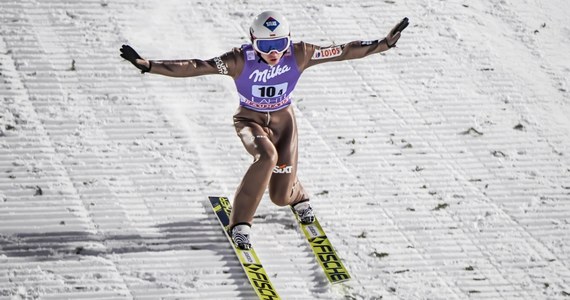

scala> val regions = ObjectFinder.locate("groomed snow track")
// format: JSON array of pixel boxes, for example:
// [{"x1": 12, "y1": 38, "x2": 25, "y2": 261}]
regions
[{"x1": 1, "y1": 0, "x2": 569, "y2": 299}]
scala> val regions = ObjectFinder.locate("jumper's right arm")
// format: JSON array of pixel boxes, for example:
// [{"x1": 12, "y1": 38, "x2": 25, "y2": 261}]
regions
[
  {"x1": 149, "y1": 58, "x2": 224, "y2": 77},
  {"x1": 119, "y1": 45, "x2": 241, "y2": 78}
]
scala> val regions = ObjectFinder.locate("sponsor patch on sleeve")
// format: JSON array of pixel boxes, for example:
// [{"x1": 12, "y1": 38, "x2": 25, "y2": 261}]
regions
[
  {"x1": 361, "y1": 40, "x2": 379, "y2": 46},
  {"x1": 213, "y1": 56, "x2": 228, "y2": 75},
  {"x1": 246, "y1": 50, "x2": 256, "y2": 61},
  {"x1": 311, "y1": 45, "x2": 343, "y2": 60}
]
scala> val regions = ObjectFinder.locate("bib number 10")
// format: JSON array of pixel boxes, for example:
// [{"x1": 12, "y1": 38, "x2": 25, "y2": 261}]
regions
[{"x1": 252, "y1": 83, "x2": 288, "y2": 98}]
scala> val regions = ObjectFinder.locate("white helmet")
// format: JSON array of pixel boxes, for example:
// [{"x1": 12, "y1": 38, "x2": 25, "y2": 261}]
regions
[{"x1": 249, "y1": 11, "x2": 290, "y2": 40}]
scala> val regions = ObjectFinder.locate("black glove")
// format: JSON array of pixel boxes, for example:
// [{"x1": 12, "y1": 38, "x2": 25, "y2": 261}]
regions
[
  {"x1": 386, "y1": 17, "x2": 409, "y2": 48},
  {"x1": 391, "y1": 17, "x2": 409, "y2": 36},
  {"x1": 120, "y1": 45, "x2": 151, "y2": 73}
]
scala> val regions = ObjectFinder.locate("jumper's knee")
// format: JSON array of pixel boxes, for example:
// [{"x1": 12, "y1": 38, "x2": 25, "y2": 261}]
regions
[
  {"x1": 270, "y1": 197, "x2": 291, "y2": 207},
  {"x1": 254, "y1": 146, "x2": 278, "y2": 166},
  {"x1": 269, "y1": 190, "x2": 292, "y2": 207}
]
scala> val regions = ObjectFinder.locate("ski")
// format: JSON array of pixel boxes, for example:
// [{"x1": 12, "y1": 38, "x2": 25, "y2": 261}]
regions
[
  {"x1": 209, "y1": 196, "x2": 281, "y2": 300},
  {"x1": 290, "y1": 207, "x2": 351, "y2": 284}
]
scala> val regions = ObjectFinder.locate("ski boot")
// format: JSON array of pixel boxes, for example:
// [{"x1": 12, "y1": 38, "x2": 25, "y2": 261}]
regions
[
  {"x1": 229, "y1": 223, "x2": 252, "y2": 250},
  {"x1": 292, "y1": 199, "x2": 315, "y2": 224}
]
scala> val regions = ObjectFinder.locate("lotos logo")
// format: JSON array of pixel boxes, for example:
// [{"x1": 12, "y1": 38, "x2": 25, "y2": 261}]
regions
[
  {"x1": 273, "y1": 164, "x2": 292, "y2": 174},
  {"x1": 263, "y1": 17, "x2": 280, "y2": 32},
  {"x1": 312, "y1": 46, "x2": 343, "y2": 60}
]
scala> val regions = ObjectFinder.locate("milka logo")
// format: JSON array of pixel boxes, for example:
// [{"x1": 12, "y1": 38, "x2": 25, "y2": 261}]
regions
[{"x1": 249, "y1": 64, "x2": 291, "y2": 83}]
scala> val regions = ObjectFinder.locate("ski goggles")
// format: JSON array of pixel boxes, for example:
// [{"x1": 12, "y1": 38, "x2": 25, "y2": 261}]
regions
[{"x1": 252, "y1": 36, "x2": 291, "y2": 54}]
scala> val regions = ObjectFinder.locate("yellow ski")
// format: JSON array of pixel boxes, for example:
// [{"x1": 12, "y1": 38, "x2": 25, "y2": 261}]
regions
[
  {"x1": 209, "y1": 196, "x2": 281, "y2": 300},
  {"x1": 290, "y1": 207, "x2": 351, "y2": 283}
]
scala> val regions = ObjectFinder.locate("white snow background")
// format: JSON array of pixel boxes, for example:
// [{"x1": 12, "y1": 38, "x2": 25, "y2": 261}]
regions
[{"x1": 1, "y1": 0, "x2": 569, "y2": 299}]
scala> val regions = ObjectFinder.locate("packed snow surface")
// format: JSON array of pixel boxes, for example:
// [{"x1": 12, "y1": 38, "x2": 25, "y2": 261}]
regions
[{"x1": 1, "y1": 0, "x2": 569, "y2": 299}]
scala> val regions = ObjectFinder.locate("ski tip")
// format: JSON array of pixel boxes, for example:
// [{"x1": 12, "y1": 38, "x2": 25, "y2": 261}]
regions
[{"x1": 209, "y1": 196, "x2": 230, "y2": 204}]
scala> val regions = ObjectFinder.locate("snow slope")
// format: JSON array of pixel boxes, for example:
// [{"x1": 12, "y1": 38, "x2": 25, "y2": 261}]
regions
[{"x1": 1, "y1": 0, "x2": 569, "y2": 299}]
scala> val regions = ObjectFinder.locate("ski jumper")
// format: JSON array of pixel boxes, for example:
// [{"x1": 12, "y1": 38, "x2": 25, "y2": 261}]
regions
[
  {"x1": 147, "y1": 39, "x2": 390, "y2": 226},
  {"x1": 231, "y1": 43, "x2": 307, "y2": 226}
]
